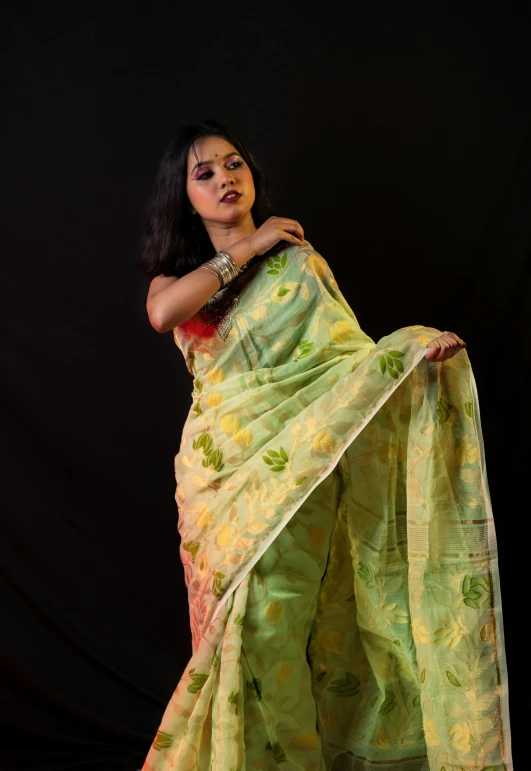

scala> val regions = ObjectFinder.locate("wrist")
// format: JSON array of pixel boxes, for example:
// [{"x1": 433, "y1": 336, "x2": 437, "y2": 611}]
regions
[{"x1": 227, "y1": 235, "x2": 256, "y2": 269}]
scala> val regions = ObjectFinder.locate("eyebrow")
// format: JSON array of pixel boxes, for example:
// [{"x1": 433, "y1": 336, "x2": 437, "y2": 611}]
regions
[{"x1": 191, "y1": 151, "x2": 240, "y2": 173}]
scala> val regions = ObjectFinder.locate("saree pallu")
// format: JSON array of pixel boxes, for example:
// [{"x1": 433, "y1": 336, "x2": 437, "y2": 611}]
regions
[{"x1": 143, "y1": 244, "x2": 512, "y2": 771}]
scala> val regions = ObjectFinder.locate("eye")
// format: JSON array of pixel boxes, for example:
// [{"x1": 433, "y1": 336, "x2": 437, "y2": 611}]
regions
[
  {"x1": 228, "y1": 160, "x2": 243, "y2": 170},
  {"x1": 196, "y1": 169, "x2": 213, "y2": 180}
]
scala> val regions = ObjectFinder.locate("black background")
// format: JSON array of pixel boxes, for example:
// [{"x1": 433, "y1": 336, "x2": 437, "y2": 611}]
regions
[{"x1": 1, "y1": 4, "x2": 529, "y2": 769}]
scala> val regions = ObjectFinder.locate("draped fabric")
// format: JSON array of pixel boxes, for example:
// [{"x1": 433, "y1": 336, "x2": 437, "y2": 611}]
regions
[{"x1": 142, "y1": 244, "x2": 512, "y2": 770}]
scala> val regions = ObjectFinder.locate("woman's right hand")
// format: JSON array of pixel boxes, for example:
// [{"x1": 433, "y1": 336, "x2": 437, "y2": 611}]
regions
[{"x1": 247, "y1": 216, "x2": 306, "y2": 256}]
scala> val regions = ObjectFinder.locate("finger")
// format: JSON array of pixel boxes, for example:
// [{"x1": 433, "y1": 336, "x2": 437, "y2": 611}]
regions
[
  {"x1": 424, "y1": 340, "x2": 442, "y2": 361},
  {"x1": 432, "y1": 338, "x2": 450, "y2": 361},
  {"x1": 439, "y1": 335, "x2": 459, "y2": 359},
  {"x1": 280, "y1": 219, "x2": 304, "y2": 241},
  {"x1": 443, "y1": 331, "x2": 467, "y2": 348},
  {"x1": 281, "y1": 231, "x2": 305, "y2": 246}
]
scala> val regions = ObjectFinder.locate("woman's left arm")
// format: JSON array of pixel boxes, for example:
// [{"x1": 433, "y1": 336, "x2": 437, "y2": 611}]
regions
[{"x1": 424, "y1": 331, "x2": 467, "y2": 361}]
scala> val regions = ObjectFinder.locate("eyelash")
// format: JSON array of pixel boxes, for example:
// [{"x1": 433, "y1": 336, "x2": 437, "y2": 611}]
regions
[{"x1": 196, "y1": 160, "x2": 243, "y2": 180}]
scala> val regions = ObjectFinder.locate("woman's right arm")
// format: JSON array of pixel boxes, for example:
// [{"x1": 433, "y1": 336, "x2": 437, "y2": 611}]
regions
[{"x1": 146, "y1": 217, "x2": 305, "y2": 333}]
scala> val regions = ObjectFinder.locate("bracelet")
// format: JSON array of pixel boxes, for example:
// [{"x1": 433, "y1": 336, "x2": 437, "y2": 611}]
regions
[{"x1": 200, "y1": 251, "x2": 241, "y2": 288}]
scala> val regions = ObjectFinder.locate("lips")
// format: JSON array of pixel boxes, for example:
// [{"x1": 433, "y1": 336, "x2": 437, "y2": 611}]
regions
[{"x1": 221, "y1": 191, "x2": 241, "y2": 203}]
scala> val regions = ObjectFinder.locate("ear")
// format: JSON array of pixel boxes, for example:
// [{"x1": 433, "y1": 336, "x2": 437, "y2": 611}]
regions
[{"x1": 190, "y1": 206, "x2": 197, "y2": 215}]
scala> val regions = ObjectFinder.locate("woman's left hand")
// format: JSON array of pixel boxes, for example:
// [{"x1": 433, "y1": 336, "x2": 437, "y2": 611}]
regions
[{"x1": 424, "y1": 331, "x2": 467, "y2": 362}]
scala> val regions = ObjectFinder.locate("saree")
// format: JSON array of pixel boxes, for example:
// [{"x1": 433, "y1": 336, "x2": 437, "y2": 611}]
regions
[{"x1": 143, "y1": 244, "x2": 512, "y2": 771}]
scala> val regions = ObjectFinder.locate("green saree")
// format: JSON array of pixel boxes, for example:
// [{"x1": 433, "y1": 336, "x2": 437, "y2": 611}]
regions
[{"x1": 143, "y1": 244, "x2": 512, "y2": 771}]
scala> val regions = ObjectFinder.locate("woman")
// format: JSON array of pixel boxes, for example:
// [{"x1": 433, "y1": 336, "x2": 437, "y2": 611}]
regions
[{"x1": 137, "y1": 120, "x2": 512, "y2": 771}]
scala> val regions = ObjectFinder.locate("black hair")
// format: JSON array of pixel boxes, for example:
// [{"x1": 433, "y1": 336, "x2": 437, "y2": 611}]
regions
[{"x1": 136, "y1": 119, "x2": 276, "y2": 279}]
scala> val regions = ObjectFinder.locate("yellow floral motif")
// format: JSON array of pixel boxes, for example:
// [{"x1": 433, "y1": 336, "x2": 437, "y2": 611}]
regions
[
  {"x1": 456, "y1": 436, "x2": 479, "y2": 465},
  {"x1": 330, "y1": 321, "x2": 353, "y2": 343},
  {"x1": 221, "y1": 414, "x2": 240, "y2": 436},
  {"x1": 312, "y1": 430, "x2": 336, "y2": 453},
  {"x1": 291, "y1": 731, "x2": 318, "y2": 750},
  {"x1": 374, "y1": 733, "x2": 390, "y2": 749},
  {"x1": 480, "y1": 624, "x2": 492, "y2": 641},
  {"x1": 423, "y1": 718, "x2": 441, "y2": 748},
  {"x1": 321, "y1": 704, "x2": 345, "y2": 730},
  {"x1": 264, "y1": 601, "x2": 283, "y2": 622},
  {"x1": 207, "y1": 367, "x2": 224, "y2": 384},
  {"x1": 308, "y1": 254, "x2": 327, "y2": 278},
  {"x1": 434, "y1": 620, "x2": 465, "y2": 649},
  {"x1": 315, "y1": 627, "x2": 344, "y2": 654},
  {"x1": 411, "y1": 618, "x2": 431, "y2": 645},
  {"x1": 308, "y1": 525, "x2": 326, "y2": 548},
  {"x1": 197, "y1": 508, "x2": 214, "y2": 527},
  {"x1": 277, "y1": 664, "x2": 293, "y2": 684},
  {"x1": 216, "y1": 524, "x2": 235, "y2": 548},
  {"x1": 380, "y1": 602, "x2": 409, "y2": 626},
  {"x1": 448, "y1": 721, "x2": 472, "y2": 754},
  {"x1": 207, "y1": 392, "x2": 224, "y2": 407},
  {"x1": 234, "y1": 427, "x2": 253, "y2": 447}
]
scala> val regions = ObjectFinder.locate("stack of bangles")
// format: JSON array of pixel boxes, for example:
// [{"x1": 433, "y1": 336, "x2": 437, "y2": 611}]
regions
[{"x1": 200, "y1": 251, "x2": 241, "y2": 288}]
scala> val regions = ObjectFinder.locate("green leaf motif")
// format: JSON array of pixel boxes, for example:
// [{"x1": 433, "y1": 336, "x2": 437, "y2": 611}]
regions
[
  {"x1": 294, "y1": 340, "x2": 315, "y2": 361},
  {"x1": 228, "y1": 690, "x2": 239, "y2": 713},
  {"x1": 380, "y1": 693, "x2": 397, "y2": 715},
  {"x1": 262, "y1": 447, "x2": 288, "y2": 472},
  {"x1": 295, "y1": 476, "x2": 307, "y2": 486},
  {"x1": 266, "y1": 741, "x2": 288, "y2": 764},
  {"x1": 192, "y1": 401, "x2": 202, "y2": 416},
  {"x1": 211, "y1": 651, "x2": 220, "y2": 669},
  {"x1": 413, "y1": 694, "x2": 421, "y2": 708},
  {"x1": 446, "y1": 671, "x2": 461, "y2": 687},
  {"x1": 436, "y1": 397, "x2": 453, "y2": 425},
  {"x1": 212, "y1": 571, "x2": 225, "y2": 599},
  {"x1": 153, "y1": 730, "x2": 173, "y2": 750},
  {"x1": 266, "y1": 253, "x2": 287, "y2": 277},
  {"x1": 464, "y1": 401, "x2": 474, "y2": 418},
  {"x1": 182, "y1": 540, "x2": 200, "y2": 562},
  {"x1": 277, "y1": 288, "x2": 291, "y2": 297},
  {"x1": 357, "y1": 562, "x2": 374, "y2": 589},
  {"x1": 420, "y1": 668, "x2": 426, "y2": 684},
  {"x1": 202, "y1": 447, "x2": 224, "y2": 471},
  {"x1": 246, "y1": 677, "x2": 263, "y2": 700},
  {"x1": 193, "y1": 377, "x2": 203, "y2": 393},
  {"x1": 327, "y1": 671, "x2": 360, "y2": 697},
  {"x1": 193, "y1": 431, "x2": 212, "y2": 453},
  {"x1": 187, "y1": 669, "x2": 209, "y2": 694},
  {"x1": 317, "y1": 671, "x2": 326, "y2": 682},
  {"x1": 234, "y1": 613, "x2": 245, "y2": 625},
  {"x1": 380, "y1": 350, "x2": 406, "y2": 378},
  {"x1": 462, "y1": 574, "x2": 490, "y2": 609}
]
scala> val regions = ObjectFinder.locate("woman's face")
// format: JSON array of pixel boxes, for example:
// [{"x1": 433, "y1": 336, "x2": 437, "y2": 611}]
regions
[{"x1": 186, "y1": 135, "x2": 256, "y2": 226}]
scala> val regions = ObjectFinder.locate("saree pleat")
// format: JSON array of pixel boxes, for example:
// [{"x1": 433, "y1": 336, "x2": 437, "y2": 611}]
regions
[{"x1": 142, "y1": 244, "x2": 511, "y2": 771}]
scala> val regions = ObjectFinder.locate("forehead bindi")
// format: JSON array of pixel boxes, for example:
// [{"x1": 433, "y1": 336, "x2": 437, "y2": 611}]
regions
[{"x1": 189, "y1": 137, "x2": 239, "y2": 171}]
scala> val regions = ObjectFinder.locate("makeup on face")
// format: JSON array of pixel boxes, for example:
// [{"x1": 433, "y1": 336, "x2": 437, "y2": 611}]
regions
[{"x1": 191, "y1": 152, "x2": 244, "y2": 181}]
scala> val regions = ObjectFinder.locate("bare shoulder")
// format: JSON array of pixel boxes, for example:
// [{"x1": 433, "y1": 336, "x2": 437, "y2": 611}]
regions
[{"x1": 147, "y1": 273, "x2": 178, "y2": 300}]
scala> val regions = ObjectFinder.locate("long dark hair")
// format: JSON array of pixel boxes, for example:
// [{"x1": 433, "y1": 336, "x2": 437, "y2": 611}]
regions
[{"x1": 136, "y1": 120, "x2": 275, "y2": 279}]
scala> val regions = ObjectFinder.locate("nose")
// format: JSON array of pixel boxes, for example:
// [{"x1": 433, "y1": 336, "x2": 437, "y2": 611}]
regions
[{"x1": 220, "y1": 170, "x2": 235, "y2": 187}]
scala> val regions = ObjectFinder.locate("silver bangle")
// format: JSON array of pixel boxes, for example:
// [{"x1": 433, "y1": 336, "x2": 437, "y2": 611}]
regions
[{"x1": 200, "y1": 251, "x2": 241, "y2": 288}]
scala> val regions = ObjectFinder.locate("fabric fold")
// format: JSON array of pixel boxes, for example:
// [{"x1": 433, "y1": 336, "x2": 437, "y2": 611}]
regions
[{"x1": 143, "y1": 244, "x2": 511, "y2": 771}]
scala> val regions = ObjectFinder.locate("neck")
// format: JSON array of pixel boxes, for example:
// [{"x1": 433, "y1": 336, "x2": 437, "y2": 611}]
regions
[{"x1": 203, "y1": 212, "x2": 257, "y2": 254}]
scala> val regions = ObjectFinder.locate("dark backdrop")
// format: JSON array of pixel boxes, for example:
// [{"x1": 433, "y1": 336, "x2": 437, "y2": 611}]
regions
[{"x1": 1, "y1": 4, "x2": 529, "y2": 770}]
